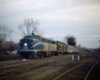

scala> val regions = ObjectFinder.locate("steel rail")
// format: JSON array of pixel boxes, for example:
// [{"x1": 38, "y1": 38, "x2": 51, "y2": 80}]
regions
[
  {"x1": 53, "y1": 59, "x2": 94, "y2": 80},
  {"x1": 0, "y1": 54, "x2": 70, "y2": 69},
  {"x1": 0, "y1": 62, "x2": 48, "y2": 76},
  {"x1": 0, "y1": 56, "x2": 54, "y2": 69},
  {"x1": 0, "y1": 55, "x2": 71, "y2": 76},
  {"x1": 84, "y1": 60, "x2": 100, "y2": 80}
]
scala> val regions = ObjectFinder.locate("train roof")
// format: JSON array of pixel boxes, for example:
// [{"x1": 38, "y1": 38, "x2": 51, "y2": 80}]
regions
[
  {"x1": 57, "y1": 41, "x2": 67, "y2": 44},
  {"x1": 23, "y1": 35, "x2": 43, "y2": 38},
  {"x1": 23, "y1": 35, "x2": 67, "y2": 44},
  {"x1": 23, "y1": 35, "x2": 56, "y2": 42}
]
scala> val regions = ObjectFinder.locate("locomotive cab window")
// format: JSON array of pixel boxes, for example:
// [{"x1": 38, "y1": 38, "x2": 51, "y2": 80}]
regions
[
  {"x1": 48, "y1": 40, "x2": 52, "y2": 43},
  {"x1": 52, "y1": 41, "x2": 55, "y2": 44},
  {"x1": 42, "y1": 38, "x2": 45, "y2": 42}
]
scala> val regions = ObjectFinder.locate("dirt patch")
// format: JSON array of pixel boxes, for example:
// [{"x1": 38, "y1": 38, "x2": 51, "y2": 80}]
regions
[
  {"x1": 1, "y1": 53, "x2": 99, "y2": 80},
  {"x1": 0, "y1": 54, "x2": 21, "y2": 61},
  {"x1": 14, "y1": 55, "x2": 86, "y2": 80}
]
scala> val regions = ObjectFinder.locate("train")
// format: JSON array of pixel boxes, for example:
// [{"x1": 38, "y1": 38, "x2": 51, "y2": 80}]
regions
[
  {"x1": 67, "y1": 45, "x2": 79, "y2": 53},
  {"x1": 19, "y1": 34, "x2": 79, "y2": 59}
]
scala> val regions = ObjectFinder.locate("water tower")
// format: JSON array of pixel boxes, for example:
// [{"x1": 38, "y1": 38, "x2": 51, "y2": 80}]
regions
[{"x1": 67, "y1": 37, "x2": 76, "y2": 46}]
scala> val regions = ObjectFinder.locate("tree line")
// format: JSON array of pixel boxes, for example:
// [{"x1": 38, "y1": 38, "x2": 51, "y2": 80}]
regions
[
  {"x1": 0, "y1": 24, "x2": 20, "y2": 54},
  {"x1": 0, "y1": 18, "x2": 40, "y2": 54}
]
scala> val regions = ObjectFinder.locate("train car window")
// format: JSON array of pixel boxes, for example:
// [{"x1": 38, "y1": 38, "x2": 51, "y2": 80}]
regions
[
  {"x1": 42, "y1": 39, "x2": 44, "y2": 42},
  {"x1": 45, "y1": 39, "x2": 48, "y2": 43},
  {"x1": 48, "y1": 40, "x2": 51, "y2": 43},
  {"x1": 47, "y1": 39, "x2": 50, "y2": 43},
  {"x1": 44, "y1": 39, "x2": 46, "y2": 42},
  {"x1": 41, "y1": 38, "x2": 43, "y2": 42},
  {"x1": 48, "y1": 40, "x2": 49, "y2": 43},
  {"x1": 41, "y1": 38, "x2": 44, "y2": 42},
  {"x1": 52, "y1": 41, "x2": 55, "y2": 44},
  {"x1": 42, "y1": 38, "x2": 46, "y2": 42}
]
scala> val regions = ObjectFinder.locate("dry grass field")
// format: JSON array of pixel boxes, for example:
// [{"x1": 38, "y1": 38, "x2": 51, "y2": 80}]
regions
[{"x1": 0, "y1": 53, "x2": 100, "y2": 80}]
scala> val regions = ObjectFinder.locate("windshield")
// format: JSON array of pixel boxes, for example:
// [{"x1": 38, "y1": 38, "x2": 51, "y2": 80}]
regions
[{"x1": 33, "y1": 39, "x2": 39, "y2": 43}]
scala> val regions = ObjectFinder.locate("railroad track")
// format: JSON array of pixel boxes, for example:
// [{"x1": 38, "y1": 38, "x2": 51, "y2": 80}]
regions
[
  {"x1": 84, "y1": 60, "x2": 100, "y2": 80},
  {"x1": 0, "y1": 54, "x2": 70, "y2": 67},
  {"x1": 0, "y1": 60, "x2": 20, "y2": 67},
  {"x1": 0, "y1": 54, "x2": 71, "y2": 80},
  {"x1": 0, "y1": 54, "x2": 71, "y2": 67},
  {"x1": 53, "y1": 57, "x2": 100, "y2": 80},
  {"x1": 0, "y1": 62, "x2": 48, "y2": 80}
]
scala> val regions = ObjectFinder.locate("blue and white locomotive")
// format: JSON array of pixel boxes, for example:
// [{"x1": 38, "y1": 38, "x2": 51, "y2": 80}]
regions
[
  {"x1": 19, "y1": 34, "x2": 79, "y2": 59},
  {"x1": 19, "y1": 34, "x2": 60, "y2": 59}
]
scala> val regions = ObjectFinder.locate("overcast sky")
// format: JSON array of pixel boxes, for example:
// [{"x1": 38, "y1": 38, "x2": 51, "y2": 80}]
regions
[{"x1": 0, "y1": 0, "x2": 100, "y2": 48}]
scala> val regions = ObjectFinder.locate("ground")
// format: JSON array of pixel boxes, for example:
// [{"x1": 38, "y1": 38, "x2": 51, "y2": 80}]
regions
[{"x1": 0, "y1": 53, "x2": 99, "y2": 80}]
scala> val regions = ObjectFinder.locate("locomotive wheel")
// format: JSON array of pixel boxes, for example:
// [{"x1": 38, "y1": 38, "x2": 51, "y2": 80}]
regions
[
  {"x1": 44, "y1": 52, "x2": 47, "y2": 57},
  {"x1": 38, "y1": 54, "x2": 43, "y2": 58},
  {"x1": 39, "y1": 55, "x2": 41, "y2": 58},
  {"x1": 41, "y1": 55, "x2": 43, "y2": 58},
  {"x1": 37, "y1": 52, "x2": 41, "y2": 58},
  {"x1": 37, "y1": 54, "x2": 39, "y2": 58}
]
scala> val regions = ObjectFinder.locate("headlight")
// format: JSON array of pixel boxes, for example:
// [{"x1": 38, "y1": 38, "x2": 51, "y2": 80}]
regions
[{"x1": 24, "y1": 43, "x2": 27, "y2": 46}]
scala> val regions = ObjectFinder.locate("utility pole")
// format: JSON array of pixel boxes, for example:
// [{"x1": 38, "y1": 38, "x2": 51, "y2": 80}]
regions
[
  {"x1": 79, "y1": 44, "x2": 81, "y2": 53},
  {"x1": 98, "y1": 40, "x2": 100, "y2": 52},
  {"x1": 99, "y1": 40, "x2": 100, "y2": 48}
]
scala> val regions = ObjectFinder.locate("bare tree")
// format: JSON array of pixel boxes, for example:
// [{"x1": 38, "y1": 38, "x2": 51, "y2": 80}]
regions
[
  {"x1": 0, "y1": 24, "x2": 13, "y2": 53},
  {"x1": 18, "y1": 18, "x2": 40, "y2": 36},
  {"x1": 2, "y1": 41, "x2": 19, "y2": 54}
]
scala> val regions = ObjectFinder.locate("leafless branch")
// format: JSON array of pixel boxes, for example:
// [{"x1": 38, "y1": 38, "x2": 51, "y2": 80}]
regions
[{"x1": 18, "y1": 18, "x2": 40, "y2": 36}]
